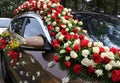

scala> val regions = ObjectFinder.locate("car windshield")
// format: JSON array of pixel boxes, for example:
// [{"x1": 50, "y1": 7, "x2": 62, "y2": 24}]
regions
[
  {"x1": 74, "y1": 13, "x2": 120, "y2": 49},
  {"x1": 0, "y1": 19, "x2": 11, "y2": 28},
  {"x1": 88, "y1": 14, "x2": 120, "y2": 48}
]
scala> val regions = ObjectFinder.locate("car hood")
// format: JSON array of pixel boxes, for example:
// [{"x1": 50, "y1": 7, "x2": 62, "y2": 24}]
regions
[{"x1": 0, "y1": 28, "x2": 7, "y2": 34}]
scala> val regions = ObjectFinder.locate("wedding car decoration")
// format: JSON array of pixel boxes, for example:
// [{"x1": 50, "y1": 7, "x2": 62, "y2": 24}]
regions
[{"x1": 0, "y1": 0, "x2": 120, "y2": 82}]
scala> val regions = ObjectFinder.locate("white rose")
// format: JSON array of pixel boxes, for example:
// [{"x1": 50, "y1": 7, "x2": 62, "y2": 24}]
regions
[
  {"x1": 116, "y1": 61, "x2": 120, "y2": 67},
  {"x1": 74, "y1": 20, "x2": 78, "y2": 24},
  {"x1": 92, "y1": 47, "x2": 100, "y2": 53},
  {"x1": 37, "y1": 1, "x2": 41, "y2": 8},
  {"x1": 109, "y1": 60, "x2": 116, "y2": 67},
  {"x1": 88, "y1": 42, "x2": 92, "y2": 47},
  {"x1": 40, "y1": 11, "x2": 43, "y2": 14},
  {"x1": 82, "y1": 49, "x2": 90, "y2": 58},
  {"x1": 106, "y1": 52, "x2": 115, "y2": 59},
  {"x1": 94, "y1": 42, "x2": 103, "y2": 47},
  {"x1": 78, "y1": 21, "x2": 83, "y2": 26},
  {"x1": 84, "y1": 35, "x2": 89, "y2": 40},
  {"x1": 43, "y1": 4, "x2": 47, "y2": 9},
  {"x1": 55, "y1": 27, "x2": 60, "y2": 32},
  {"x1": 105, "y1": 64, "x2": 112, "y2": 71},
  {"x1": 100, "y1": 52, "x2": 107, "y2": 58},
  {"x1": 52, "y1": 10, "x2": 56, "y2": 13},
  {"x1": 68, "y1": 8, "x2": 71, "y2": 12},
  {"x1": 65, "y1": 56, "x2": 70, "y2": 61},
  {"x1": 52, "y1": 21, "x2": 57, "y2": 26},
  {"x1": 95, "y1": 69, "x2": 103, "y2": 77},
  {"x1": 56, "y1": 32, "x2": 61, "y2": 39},
  {"x1": 52, "y1": 3, "x2": 57, "y2": 7},
  {"x1": 59, "y1": 35, "x2": 64, "y2": 40},
  {"x1": 65, "y1": 28, "x2": 69, "y2": 31},
  {"x1": 62, "y1": 11, "x2": 66, "y2": 15},
  {"x1": 73, "y1": 39, "x2": 80, "y2": 45},
  {"x1": 47, "y1": 14, "x2": 51, "y2": 17},
  {"x1": 62, "y1": 19, "x2": 68, "y2": 24},
  {"x1": 81, "y1": 58, "x2": 91, "y2": 67},
  {"x1": 70, "y1": 32, "x2": 74, "y2": 35},
  {"x1": 47, "y1": 22, "x2": 51, "y2": 25},
  {"x1": 63, "y1": 8, "x2": 68, "y2": 12},
  {"x1": 68, "y1": 23, "x2": 72, "y2": 28},
  {"x1": 104, "y1": 46, "x2": 110, "y2": 52},
  {"x1": 76, "y1": 27, "x2": 81, "y2": 31},
  {"x1": 58, "y1": 13, "x2": 61, "y2": 17},
  {"x1": 60, "y1": 49, "x2": 66, "y2": 54},
  {"x1": 64, "y1": 42, "x2": 69, "y2": 48},
  {"x1": 70, "y1": 51, "x2": 78, "y2": 59}
]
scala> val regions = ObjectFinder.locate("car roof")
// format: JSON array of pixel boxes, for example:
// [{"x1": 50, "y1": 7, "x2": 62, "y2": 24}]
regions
[{"x1": 0, "y1": 18, "x2": 12, "y2": 20}]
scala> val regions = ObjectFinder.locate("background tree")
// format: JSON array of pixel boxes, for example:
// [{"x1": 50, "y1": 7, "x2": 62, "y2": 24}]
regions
[{"x1": 0, "y1": 0, "x2": 26, "y2": 18}]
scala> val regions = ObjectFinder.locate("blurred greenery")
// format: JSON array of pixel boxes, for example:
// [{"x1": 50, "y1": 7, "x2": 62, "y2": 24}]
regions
[
  {"x1": 0, "y1": 0, "x2": 120, "y2": 18},
  {"x1": 0, "y1": 0, "x2": 26, "y2": 18}
]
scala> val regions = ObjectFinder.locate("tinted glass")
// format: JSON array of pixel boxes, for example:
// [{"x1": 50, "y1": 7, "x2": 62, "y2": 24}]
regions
[
  {"x1": 23, "y1": 17, "x2": 43, "y2": 38},
  {"x1": 11, "y1": 18, "x2": 25, "y2": 35},
  {"x1": 75, "y1": 13, "x2": 120, "y2": 48}
]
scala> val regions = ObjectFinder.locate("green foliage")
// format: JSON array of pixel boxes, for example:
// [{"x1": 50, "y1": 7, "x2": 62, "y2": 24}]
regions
[{"x1": 0, "y1": 0, "x2": 26, "y2": 18}]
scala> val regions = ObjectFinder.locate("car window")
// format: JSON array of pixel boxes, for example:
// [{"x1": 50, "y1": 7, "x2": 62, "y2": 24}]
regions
[
  {"x1": 23, "y1": 17, "x2": 43, "y2": 38},
  {"x1": 11, "y1": 18, "x2": 25, "y2": 35}
]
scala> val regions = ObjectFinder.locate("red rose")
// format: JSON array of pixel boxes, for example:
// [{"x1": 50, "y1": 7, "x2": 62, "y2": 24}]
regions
[
  {"x1": 92, "y1": 53, "x2": 102, "y2": 64},
  {"x1": 80, "y1": 39, "x2": 89, "y2": 48},
  {"x1": 28, "y1": 0, "x2": 33, "y2": 3},
  {"x1": 50, "y1": 31, "x2": 56, "y2": 37},
  {"x1": 110, "y1": 47, "x2": 117, "y2": 54},
  {"x1": 73, "y1": 28, "x2": 78, "y2": 33},
  {"x1": 73, "y1": 44, "x2": 80, "y2": 51},
  {"x1": 64, "y1": 61, "x2": 71, "y2": 68},
  {"x1": 64, "y1": 16, "x2": 69, "y2": 20},
  {"x1": 53, "y1": 44, "x2": 59, "y2": 49},
  {"x1": 79, "y1": 35, "x2": 84, "y2": 40},
  {"x1": 0, "y1": 38, "x2": 6, "y2": 49},
  {"x1": 1, "y1": 38, "x2": 6, "y2": 45},
  {"x1": 52, "y1": 15, "x2": 57, "y2": 20},
  {"x1": 60, "y1": 29, "x2": 68, "y2": 35},
  {"x1": 73, "y1": 64, "x2": 82, "y2": 74},
  {"x1": 54, "y1": 55, "x2": 60, "y2": 62},
  {"x1": 112, "y1": 69, "x2": 120, "y2": 82},
  {"x1": 66, "y1": 47, "x2": 72, "y2": 52},
  {"x1": 74, "y1": 34, "x2": 79, "y2": 39},
  {"x1": 65, "y1": 34, "x2": 71, "y2": 40},
  {"x1": 99, "y1": 47, "x2": 104, "y2": 53},
  {"x1": 103, "y1": 57, "x2": 110, "y2": 63},
  {"x1": 48, "y1": 24, "x2": 53, "y2": 30},
  {"x1": 59, "y1": 23, "x2": 64, "y2": 28},
  {"x1": 88, "y1": 65, "x2": 94, "y2": 75},
  {"x1": 8, "y1": 50, "x2": 19, "y2": 59},
  {"x1": 55, "y1": 19, "x2": 60, "y2": 23},
  {"x1": 70, "y1": 34, "x2": 74, "y2": 39}
]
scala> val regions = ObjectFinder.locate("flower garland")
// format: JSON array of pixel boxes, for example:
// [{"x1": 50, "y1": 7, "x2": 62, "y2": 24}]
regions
[{"x1": 1, "y1": 0, "x2": 120, "y2": 82}]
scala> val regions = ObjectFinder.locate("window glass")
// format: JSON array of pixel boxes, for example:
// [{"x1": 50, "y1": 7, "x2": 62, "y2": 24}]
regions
[
  {"x1": 11, "y1": 18, "x2": 25, "y2": 35},
  {"x1": 24, "y1": 17, "x2": 43, "y2": 38}
]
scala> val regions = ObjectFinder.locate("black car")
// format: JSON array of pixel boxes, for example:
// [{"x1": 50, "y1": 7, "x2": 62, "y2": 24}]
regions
[{"x1": 72, "y1": 12, "x2": 120, "y2": 49}]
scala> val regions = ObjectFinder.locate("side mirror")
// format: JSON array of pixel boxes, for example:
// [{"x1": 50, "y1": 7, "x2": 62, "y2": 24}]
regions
[
  {"x1": 9, "y1": 31, "x2": 44, "y2": 50},
  {"x1": 21, "y1": 36, "x2": 44, "y2": 50}
]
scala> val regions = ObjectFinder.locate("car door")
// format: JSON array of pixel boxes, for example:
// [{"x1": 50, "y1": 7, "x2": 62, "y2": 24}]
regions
[{"x1": 8, "y1": 16, "x2": 61, "y2": 83}]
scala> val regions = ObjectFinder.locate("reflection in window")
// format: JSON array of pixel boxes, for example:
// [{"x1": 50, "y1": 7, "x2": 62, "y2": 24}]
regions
[
  {"x1": 24, "y1": 17, "x2": 43, "y2": 38},
  {"x1": 11, "y1": 18, "x2": 25, "y2": 35}
]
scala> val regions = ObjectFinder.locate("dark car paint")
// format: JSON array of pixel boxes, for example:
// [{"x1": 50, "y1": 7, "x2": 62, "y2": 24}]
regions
[{"x1": 1, "y1": 12, "x2": 86, "y2": 83}]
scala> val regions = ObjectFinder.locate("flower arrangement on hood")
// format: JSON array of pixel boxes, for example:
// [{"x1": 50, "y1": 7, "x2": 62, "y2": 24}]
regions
[{"x1": 1, "y1": 0, "x2": 119, "y2": 82}]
